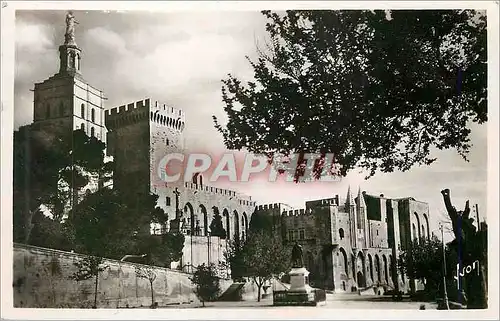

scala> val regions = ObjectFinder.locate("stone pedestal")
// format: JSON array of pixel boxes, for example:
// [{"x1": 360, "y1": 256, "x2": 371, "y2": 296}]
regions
[
  {"x1": 273, "y1": 267, "x2": 318, "y2": 306},
  {"x1": 289, "y1": 267, "x2": 313, "y2": 293}
]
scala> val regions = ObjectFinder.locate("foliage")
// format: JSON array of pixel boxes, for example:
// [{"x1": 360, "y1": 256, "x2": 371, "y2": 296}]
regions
[
  {"x1": 214, "y1": 10, "x2": 487, "y2": 179},
  {"x1": 28, "y1": 209, "x2": 74, "y2": 251},
  {"x1": 209, "y1": 211, "x2": 227, "y2": 239},
  {"x1": 135, "y1": 232, "x2": 185, "y2": 268},
  {"x1": 226, "y1": 231, "x2": 290, "y2": 302},
  {"x1": 248, "y1": 210, "x2": 274, "y2": 234},
  {"x1": 67, "y1": 188, "x2": 167, "y2": 260},
  {"x1": 13, "y1": 127, "x2": 110, "y2": 244},
  {"x1": 70, "y1": 255, "x2": 108, "y2": 308},
  {"x1": 135, "y1": 266, "x2": 158, "y2": 308},
  {"x1": 190, "y1": 263, "x2": 221, "y2": 307},
  {"x1": 224, "y1": 234, "x2": 246, "y2": 281},
  {"x1": 398, "y1": 235, "x2": 449, "y2": 293}
]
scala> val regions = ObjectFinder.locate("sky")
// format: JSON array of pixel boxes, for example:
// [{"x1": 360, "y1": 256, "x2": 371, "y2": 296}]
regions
[{"x1": 14, "y1": 10, "x2": 488, "y2": 240}]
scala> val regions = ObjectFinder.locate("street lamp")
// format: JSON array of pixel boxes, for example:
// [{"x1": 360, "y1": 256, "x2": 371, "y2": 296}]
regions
[{"x1": 439, "y1": 223, "x2": 450, "y2": 310}]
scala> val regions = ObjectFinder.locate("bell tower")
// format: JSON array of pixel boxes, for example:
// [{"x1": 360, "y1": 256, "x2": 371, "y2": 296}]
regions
[
  {"x1": 58, "y1": 11, "x2": 82, "y2": 76},
  {"x1": 32, "y1": 11, "x2": 107, "y2": 144}
]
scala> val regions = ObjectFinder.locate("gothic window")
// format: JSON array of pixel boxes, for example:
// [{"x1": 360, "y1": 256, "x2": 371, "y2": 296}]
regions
[
  {"x1": 81, "y1": 104, "x2": 85, "y2": 118},
  {"x1": 80, "y1": 123, "x2": 85, "y2": 131},
  {"x1": 299, "y1": 229, "x2": 305, "y2": 240},
  {"x1": 91, "y1": 108, "x2": 95, "y2": 122},
  {"x1": 339, "y1": 228, "x2": 345, "y2": 240},
  {"x1": 166, "y1": 138, "x2": 169, "y2": 146},
  {"x1": 376, "y1": 230, "x2": 379, "y2": 236},
  {"x1": 166, "y1": 197, "x2": 171, "y2": 206},
  {"x1": 90, "y1": 127, "x2": 95, "y2": 137}
]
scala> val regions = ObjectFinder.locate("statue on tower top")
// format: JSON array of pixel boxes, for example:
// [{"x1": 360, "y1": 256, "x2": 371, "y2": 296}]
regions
[{"x1": 64, "y1": 11, "x2": 78, "y2": 45}]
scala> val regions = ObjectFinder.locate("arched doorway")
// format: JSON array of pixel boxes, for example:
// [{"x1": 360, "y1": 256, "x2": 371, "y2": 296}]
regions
[
  {"x1": 357, "y1": 271, "x2": 365, "y2": 288},
  {"x1": 356, "y1": 252, "x2": 366, "y2": 288},
  {"x1": 339, "y1": 248, "x2": 348, "y2": 276}
]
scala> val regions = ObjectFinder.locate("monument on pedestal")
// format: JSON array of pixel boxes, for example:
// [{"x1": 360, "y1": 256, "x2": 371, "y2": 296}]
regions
[{"x1": 273, "y1": 242, "x2": 322, "y2": 306}]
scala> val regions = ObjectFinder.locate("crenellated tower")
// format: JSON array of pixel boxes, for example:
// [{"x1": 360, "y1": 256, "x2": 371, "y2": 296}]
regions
[{"x1": 105, "y1": 98, "x2": 186, "y2": 193}]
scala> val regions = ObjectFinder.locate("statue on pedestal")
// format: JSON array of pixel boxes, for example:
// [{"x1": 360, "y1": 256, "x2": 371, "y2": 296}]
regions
[
  {"x1": 291, "y1": 242, "x2": 304, "y2": 268},
  {"x1": 64, "y1": 11, "x2": 78, "y2": 45}
]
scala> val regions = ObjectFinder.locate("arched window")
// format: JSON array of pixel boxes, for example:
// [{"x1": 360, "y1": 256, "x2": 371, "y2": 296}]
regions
[
  {"x1": 91, "y1": 108, "x2": 95, "y2": 122},
  {"x1": 90, "y1": 127, "x2": 95, "y2": 137},
  {"x1": 80, "y1": 123, "x2": 85, "y2": 131},
  {"x1": 166, "y1": 138, "x2": 169, "y2": 146},
  {"x1": 339, "y1": 228, "x2": 344, "y2": 240},
  {"x1": 412, "y1": 223, "x2": 417, "y2": 241},
  {"x1": 81, "y1": 104, "x2": 85, "y2": 118}
]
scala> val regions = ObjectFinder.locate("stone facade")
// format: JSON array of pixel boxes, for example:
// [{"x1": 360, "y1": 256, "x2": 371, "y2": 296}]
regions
[
  {"x1": 256, "y1": 187, "x2": 430, "y2": 294},
  {"x1": 104, "y1": 97, "x2": 256, "y2": 272}
]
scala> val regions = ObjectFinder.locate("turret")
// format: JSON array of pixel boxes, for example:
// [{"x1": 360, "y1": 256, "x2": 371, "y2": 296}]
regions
[{"x1": 345, "y1": 186, "x2": 358, "y2": 248}]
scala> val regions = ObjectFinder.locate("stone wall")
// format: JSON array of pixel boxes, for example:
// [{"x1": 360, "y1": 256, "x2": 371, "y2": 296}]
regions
[{"x1": 12, "y1": 243, "x2": 232, "y2": 308}]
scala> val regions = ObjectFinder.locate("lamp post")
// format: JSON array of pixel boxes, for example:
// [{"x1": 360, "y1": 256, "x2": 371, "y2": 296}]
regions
[{"x1": 439, "y1": 223, "x2": 450, "y2": 310}]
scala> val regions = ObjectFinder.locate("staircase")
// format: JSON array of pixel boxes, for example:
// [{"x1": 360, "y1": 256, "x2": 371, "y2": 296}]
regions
[{"x1": 217, "y1": 282, "x2": 246, "y2": 301}]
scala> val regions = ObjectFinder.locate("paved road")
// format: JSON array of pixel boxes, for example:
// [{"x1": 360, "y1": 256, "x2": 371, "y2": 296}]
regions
[{"x1": 160, "y1": 294, "x2": 437, "y2": 310}]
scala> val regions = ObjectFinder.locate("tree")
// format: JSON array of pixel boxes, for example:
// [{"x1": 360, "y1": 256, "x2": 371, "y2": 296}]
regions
[
  {"x1": 441, "y1": 189, "x2": 487, "y2": 309},
  {"x1": 190, "y1": 263, "x2": 221, "y2": 307},
  {"x1": 214, "y1": 10, "x2": 487, "y2": 179},
  {"x1": 135, "y1": 266, "x2": 158, "y2": 308},
  {"x1": 237, "y1": 231, "x2": 291, "y2": 302},
  {"x1": 13, "y1": 127, "x2": 110, "y2": 245},
  {"x1": 224, "y1": 234, "x2": 246, "y2": 281},
  {"x1": 70, "y1": 255, "x2": 108, "y2": 308},
  {"x1": 209, "y1": 211, "x2": 227, "y2": 239},
  {"x1": 398, "y1": 235, "x2": 447, "y2": 295},
  {"x1": 135, "y1": 232, "x2": 185, "y2": 268}
]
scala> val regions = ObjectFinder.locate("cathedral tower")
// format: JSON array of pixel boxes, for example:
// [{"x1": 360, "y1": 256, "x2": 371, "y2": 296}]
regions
[
  {"x1": 345, "y1": 186, "x2": 358, "y2": 249},
  {"x1": 32, "y1": 11, "x2": 106, "y2": 143}
]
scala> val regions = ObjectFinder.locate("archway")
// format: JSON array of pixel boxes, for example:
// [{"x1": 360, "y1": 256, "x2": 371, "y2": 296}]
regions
[
  {"x1": 242, "y1": 212, "x2": 248, "y2": 239},
  {"x1": 351, "y1": 253, "x2": 356, "y2": 282},
  {"x1": 375, "y1": 255, "x2": 381, "y2": 283},
  {"x1": 357, "y1": 271, "x2": 365, "y2": 288},
  {"x1": 423, "y1": 214, "x2": 430, "y2": 240},
  {"x1": 233, "y1": 210, "x2": 240, "y2": 240},
  {"x1": 183, "y1": 202, "x2": 195, "y2": 235},
  {"x1": 414, "y1": 213, "x2": 421, "y2": 240},
  {"x1": 339, "y1": 248, "x2": 348, "y2": 276},
  {"x1": 356, "y1": 252, "x2": 366, "y2": 288},
  {"x1": 199, "y1": 204, "x2": 208, "y2": 236},
  {"x1": 383, "y1": 255, "x2": 389, "y2": 284},
  {"x1": 368, "y1": 254, "x2": 374, "y2": 282},
  {"x1": 223, "y1": 209, "x2": 230, "y2": 239}
]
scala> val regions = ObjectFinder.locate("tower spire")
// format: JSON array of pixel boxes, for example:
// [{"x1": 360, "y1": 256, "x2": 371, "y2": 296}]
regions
[{"x1": 58, "y1": 11, "x2": 82, "y2": 76}]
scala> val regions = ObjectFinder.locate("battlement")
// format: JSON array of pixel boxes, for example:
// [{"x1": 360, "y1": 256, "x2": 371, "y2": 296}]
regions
[
  {"x1": 282, "y1": 208, "x2": 313, "y2": 217},
  {"x1": 105, "y1": 98, "x2": 186, "y2": 131},
  {"x1": 183, "y1": 182, "x2": 256, "y2": 207}
]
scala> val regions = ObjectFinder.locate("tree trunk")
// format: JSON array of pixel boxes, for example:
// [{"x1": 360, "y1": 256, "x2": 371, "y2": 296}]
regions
[
  {"x1": 256, "y1": 278, "x2": 262, "y2": 302},
  {"x1": 93, "y1": 273, "x2": 99, "y2": 308},
  {"x1": 150, "y1": 280, "x2": 154, "y2": 307}
]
